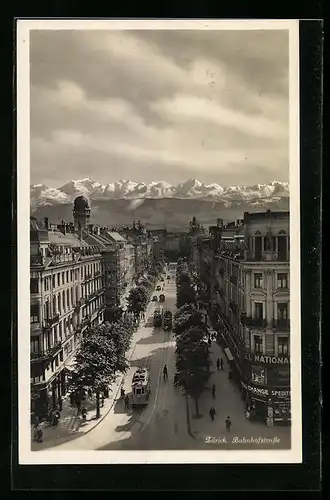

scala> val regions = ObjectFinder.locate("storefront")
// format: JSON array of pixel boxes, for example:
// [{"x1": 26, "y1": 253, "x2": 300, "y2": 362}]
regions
[
  {"x1": 241, "y1": 381, "x2": 291, "y2": 426},
  {"x1": 241, "y1": 354, "x2": 290, "y2": 426}
]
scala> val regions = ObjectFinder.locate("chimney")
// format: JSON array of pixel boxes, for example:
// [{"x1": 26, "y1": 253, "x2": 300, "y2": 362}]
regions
[{"x1": 44, "y1": 217, "x2": 49, "y2": 230}]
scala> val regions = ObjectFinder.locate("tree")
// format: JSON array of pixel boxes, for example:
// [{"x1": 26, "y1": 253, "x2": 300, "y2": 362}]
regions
[
  {"x1": 96, "y1": 320, "x2": 132, "y2": 373},
  {"x1": 176, "y1": 271, "x2": 197, "y2": 308},
  {"x1": 127, "y1": 286, "x2": 149, "y2": 318},
  {"x1": 173, "y1": 304, "x2": 206, "y2": 336},
  {"x1": 175, "y1": 325, "x2": 210, "y2": 417},
  {"x1": 70, "y1": 333, "x2": 118, "y2": 418}
]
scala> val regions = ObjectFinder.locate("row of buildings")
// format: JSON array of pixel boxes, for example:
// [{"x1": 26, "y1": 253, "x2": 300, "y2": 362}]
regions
[
  {"x1": 188, "y1": 210, "x2": 291, "y2": 426},
  {"x1": 30, "y1": 196, "x2": 154, "y2": 417}
]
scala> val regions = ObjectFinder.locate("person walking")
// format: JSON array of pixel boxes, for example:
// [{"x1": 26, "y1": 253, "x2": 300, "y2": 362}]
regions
[
  {"x1": 120, "y1": 387, "x2": 125, "y2": 399},
  {"x1": 163, "y1": 365, "x2": 168, "y2": 381},
  {"x1": 209, "y1": 407, "x2": 216, "y2": 421},
  {"x1": 220, "y1": 358, "x2": 224, "y2": 371},
  {"x1": 225, "y1": 416, "x2": 232, "y2": 432},
  {"x1": 124, "y1": 395, "x2": 130, "y2": 411},
  {"x1": 216, "y1": 358, "x2": 220, "y2": 371},
  {"x1": 212, "y1": 384, "x2": 216, "y2": 399}
]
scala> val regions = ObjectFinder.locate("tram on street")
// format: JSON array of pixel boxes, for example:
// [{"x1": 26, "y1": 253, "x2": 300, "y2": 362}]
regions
[
  {"x1": 154, "y1": 307, "x2": 163, "y2": 327},
  {"x1": 163, "y1": 310, "x2": 173, "y2": 331},
  {"x1": 131, "y1": 367, "x2": 151, "y2": 407}
]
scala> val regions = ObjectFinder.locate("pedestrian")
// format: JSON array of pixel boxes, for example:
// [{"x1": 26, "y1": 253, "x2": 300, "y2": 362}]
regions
[
  {"x1": 220, "y1": 358, "x2": 224, "y2": 370},
  {"x1": 225, "y1": 416, "x2": 232, "y2": 432},
  {"x1": 58, "y1": 397, "x2": 63, "y2": 411},
  {"x1": 212, "y1": 384, "x2": 216, "y2": 399},
  {"x1": 216, "y1": 358, "x2": 220, "y2": 371},
  {"x1": 163, "y1": 365, "x2": 168, "y2": 381},
  {"x1": 101, "y1": 394, "x2": 105, "y2": 407},
  {"x1": 121, "y1": 387, "x2": 125, "y2": 399},
  {"x1": 209, "y1": 406, "x2": 216, "y2": 421},
  {"x1": 124, "y1": 395, "x2": 130, "y2": 411},
  {"x1": 36, "y1": 425, "x2": 43, "y2": 443}
]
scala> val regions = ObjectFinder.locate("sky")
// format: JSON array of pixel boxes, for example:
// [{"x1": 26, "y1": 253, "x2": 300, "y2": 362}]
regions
[{"x1": 30, "y1": 27, "x2": 289, "y2": 188}]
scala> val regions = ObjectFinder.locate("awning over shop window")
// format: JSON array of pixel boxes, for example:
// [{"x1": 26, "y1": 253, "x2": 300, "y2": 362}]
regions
[{"x1": 224, "y1": 347, "x2": 234, "y2": 362}]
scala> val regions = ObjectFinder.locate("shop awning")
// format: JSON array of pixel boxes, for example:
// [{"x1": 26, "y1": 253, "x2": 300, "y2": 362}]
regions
[{"x1": 224, "y1": 347, "x2": 234, "y2": 361}]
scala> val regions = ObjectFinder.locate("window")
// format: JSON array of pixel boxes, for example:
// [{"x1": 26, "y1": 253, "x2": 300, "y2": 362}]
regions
[
  {"x1": 254, "y1": 302, "x2": 263, "y2": 320},
  {"x1": 278, "y1": 303, "x2": 288, "y2": 320},
  {"x1": 30, "y1": 304, "x2": 39, "y2": 323},
  {"x1": 57, "y1": 295, "x2": 61, "y2": 315},
  {"x1": 31, "y1": 338, "x2": 40, "y2": 353},
  {"x1": 277, "y1": 273, "x2": 288, "y2": 288},
  {"x1": 70, "y1": 270, "x2": 74, "y2": 281},
  {"x1": 57, "y1": 273, "x2": 60, "y2": 286},
  {"x1": 67, "y1": 289, "x2": 70, "y2": 309},
  {"x1": 278, "y1": 337, "x2": 289, "y2": 356},
  {"x1": 81, "y1": 268, "x2": 83, "y2": 278},
  {"x1": 62, "y1": 291, "x2": 66, "y2": 311},
  {"x1": 62, "y1": 272, "x2": 65, "y2": 284},
  {"x1": 71, "y1": 288, "x2": 74, "y2": 306},
  {"x1": 52, "y1": 275, "x2": 56, "y2": 288},
  {"x1": 254, "y1": 273, "x2": 263, "y2": 288},
  {"x1": 30, "y1": 278, "x2": 39, "y2": 294},
  {"x1": 254, "y1": 335, "x2": 263, "y2": 353},
  {"x1": 44, "y1": 277, "x2": 49, "y2": 291},
  {"x1": 66, "y1": 271, "x2": 69, "y2": 283}
]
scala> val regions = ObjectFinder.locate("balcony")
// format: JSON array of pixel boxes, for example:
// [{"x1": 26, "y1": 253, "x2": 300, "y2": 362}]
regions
[
  {"x1": 31, "y1": 341, "x2": 62, "y2": 363},
  {"x1": 43, "y1": 314, "x2": 60, "y2": 328},
  {"x1": 244, "y1": 317, "x2": 267, "y2": 329},
  {"x1": 229, "y1": 275, "x2": 238, "y2": 286},
  {"x1": 273, "y1": 319, "x2": 290, "y2": 330},
  {"x1": 229, "y1": 301, "x2": 238, "y2": 314}
]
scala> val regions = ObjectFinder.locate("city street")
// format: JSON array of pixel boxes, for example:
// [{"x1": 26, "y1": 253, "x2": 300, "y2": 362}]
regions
[
  {"x1": 36, "y1": 267, "x2": 291, "y2": 452},
  {"x1": 50, "y1": 268, "x2": 194, "y2": 451}
]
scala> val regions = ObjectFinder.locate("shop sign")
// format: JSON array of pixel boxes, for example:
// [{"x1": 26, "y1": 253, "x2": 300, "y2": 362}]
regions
[
  {"x1": 245, "y1": 353, "x2": 289, "y2": 365},
  {"x1": 241, "y1": 382, "x2": 290, "y2": 399}
]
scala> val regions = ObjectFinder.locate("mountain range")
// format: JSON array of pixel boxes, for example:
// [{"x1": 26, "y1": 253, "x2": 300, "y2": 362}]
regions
[{"x1": 30, "y1": 178, "x2": 289, "y2": 229}]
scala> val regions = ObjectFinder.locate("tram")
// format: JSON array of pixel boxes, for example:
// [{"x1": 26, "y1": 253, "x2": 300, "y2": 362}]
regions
[
  {"x1": 154, "y1": 307, "x2": 163, "y2": 327},
  {"x1": 163, "y1": 310, "x2": 173, "y2": 331},
  {"x1": 131, "y1": 367, "x2": 151, "y2": 407}
]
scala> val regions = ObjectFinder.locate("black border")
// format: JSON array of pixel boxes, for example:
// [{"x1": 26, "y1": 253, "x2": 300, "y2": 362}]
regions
[{"x1": 10, "y1": 17, "x2": 322, "y2": 492}]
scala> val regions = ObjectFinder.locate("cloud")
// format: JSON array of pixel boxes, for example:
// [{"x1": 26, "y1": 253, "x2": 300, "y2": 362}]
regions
[{"x1": 29, "y1": 27, "x2": 289, "y2": 187}]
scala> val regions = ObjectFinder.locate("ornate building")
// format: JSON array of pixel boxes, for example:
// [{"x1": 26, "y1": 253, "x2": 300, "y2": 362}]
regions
[
  {"x1": 30, "y1": 203, "x2": 105, "y2": 418},
  {"x1": 199, "y1": 210, "x2": 291, "y2": 426}
]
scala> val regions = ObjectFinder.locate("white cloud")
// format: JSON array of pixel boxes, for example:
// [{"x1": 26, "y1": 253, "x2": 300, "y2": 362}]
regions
[{"x1": 30, "y1": 29, "x2": 289, "y2": 187}]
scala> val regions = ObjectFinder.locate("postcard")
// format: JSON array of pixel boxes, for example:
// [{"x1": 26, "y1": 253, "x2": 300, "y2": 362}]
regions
[{"x1": 16, "y1": 18, "x2": 302, "y2": 464}]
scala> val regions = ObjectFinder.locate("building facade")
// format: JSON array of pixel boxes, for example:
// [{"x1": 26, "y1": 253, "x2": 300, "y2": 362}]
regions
[
  {"x1": 30, "y1": 217, "x2": 105, "y2": 418},
  {"x1": 197, "y1": 211, "x2": 291, "y2": 426}
]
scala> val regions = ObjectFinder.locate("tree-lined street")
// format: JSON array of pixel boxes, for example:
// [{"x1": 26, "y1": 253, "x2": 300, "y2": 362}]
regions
[{"x1": 32, "y1": 261, "x2": 290, "y2": 451}]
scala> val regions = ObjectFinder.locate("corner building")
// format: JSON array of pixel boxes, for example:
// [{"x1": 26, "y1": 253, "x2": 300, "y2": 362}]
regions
[
  {"x1": 210, "y1": 211, "x2": 291, "y2": 426},
  {"x1": 30, "y1": 208, "x2": 105, "y2": 418}
]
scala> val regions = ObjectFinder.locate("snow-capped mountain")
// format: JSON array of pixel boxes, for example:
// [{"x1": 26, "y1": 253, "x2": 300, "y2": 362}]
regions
[{"x1": 30, "y1": 178, "x2": 289, "y2": 208}]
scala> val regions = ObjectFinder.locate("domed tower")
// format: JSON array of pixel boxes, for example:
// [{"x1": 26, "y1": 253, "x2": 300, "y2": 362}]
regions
[{"x1": 73, "y1": 195, "x2": 91, "y2": 229}]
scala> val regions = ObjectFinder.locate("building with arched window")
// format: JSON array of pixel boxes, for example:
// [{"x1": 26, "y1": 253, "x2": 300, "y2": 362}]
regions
[
  {"x1": 198, "y1": 210, "x2": 291, "y2": 427},
  {"x1": 30, "y1": 216, "x2": 105, "y2": 419}
]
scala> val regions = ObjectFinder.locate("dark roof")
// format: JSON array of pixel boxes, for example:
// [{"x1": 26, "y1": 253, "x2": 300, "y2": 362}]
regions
[
  {"x1": 243, "y1": 210, "x2": 289, "y2": 222},
  {"x1": 73, "y1": 195, "x2": 90, "y2": 210}
]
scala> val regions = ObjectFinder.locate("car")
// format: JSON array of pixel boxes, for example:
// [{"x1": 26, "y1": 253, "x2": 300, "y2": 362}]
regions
[
  {"x1": 152, "y1": 295, "x2": 158, "y2": 301},
  {"x1": 159, "y1": 294, "x2": 165, "y2": 302},
  {"x1": 156, "y1": 285, "x2": 161, "y2": 291},
  {"x1": 167, "y1": 275, "x2": 171, "y2": 280},
  {"x1": 160, "y1": 277, "x2": 165, "y2": 282}
]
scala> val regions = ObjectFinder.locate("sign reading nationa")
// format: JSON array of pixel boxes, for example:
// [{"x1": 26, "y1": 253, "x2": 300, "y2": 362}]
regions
[{"x1": 244, "y1": 353, "x2": 290, "y2": 365}]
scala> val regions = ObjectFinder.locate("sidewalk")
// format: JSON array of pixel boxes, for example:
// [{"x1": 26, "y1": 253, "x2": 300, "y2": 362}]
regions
[{"x1": 187, "y1": 320, "x2": 291, "y2": 449}]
